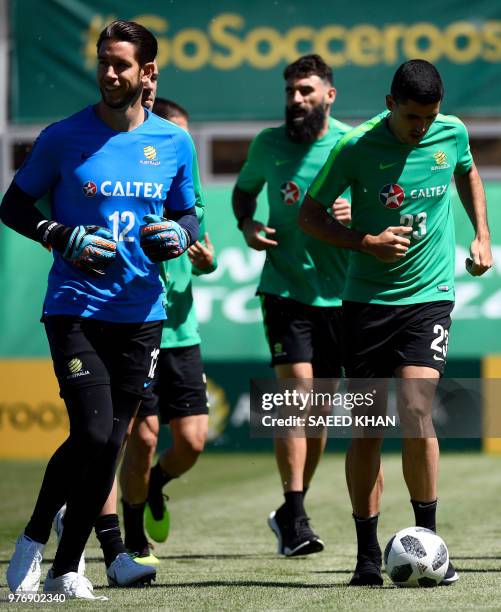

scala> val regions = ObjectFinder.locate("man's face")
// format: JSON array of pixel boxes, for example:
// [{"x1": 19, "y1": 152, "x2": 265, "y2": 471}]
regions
[
  {"x1": 386, "y1": 96, "x2": 441, "y2": 145},
  {"x1": 142, "y1": 62, "x2": 159, "y2": 110},
  {"x1": 97, "y1": 39, "x2": 151, "y2": 110},
  {"x1": 285, "y1": 74, "x2": 336, "y2": 143}
]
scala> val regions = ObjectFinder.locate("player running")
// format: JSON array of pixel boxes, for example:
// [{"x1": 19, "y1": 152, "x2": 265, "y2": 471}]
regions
[
  {"x1": 232, "y1": 54, "x2": 351, "y2": 556},
  {"x1": 300, "y1": 59, "x2": 492, "y2": 585},
  {"x1": 2, "y1": 20, "x2": 199, "y2": 600},
  {"x1": 54, "y1": 76, "x2": 215, "y2": 582},
  {"x1": 120, "y1": 92, "x2": 217, "y2": 563}
]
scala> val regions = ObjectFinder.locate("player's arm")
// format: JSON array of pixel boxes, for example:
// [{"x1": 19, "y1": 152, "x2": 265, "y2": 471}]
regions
[
  {"x1": 191, "y1": 138, "x2": 205, "y2": 223},
  {"x1": 301, "y1": 139, "x2": 411, "y2": 262},
  {"x1": 454, "y1": 162, "x2": 492, "y2": 277},
  {"x1": 232, "y1": 186, "x2": 277, "y2": 251},
  {"x1": 188, "y1": 216, "x2": 217, "y2": 275},
  {"x1": 232, "y1": 131, "x2": 277, "y2": 251},
  {"x1": 0, "y1": 182, "x2": 116, "y2": 276},
  {"x1": 299, "y1": 195, "x2": 411, "y2": 263}
]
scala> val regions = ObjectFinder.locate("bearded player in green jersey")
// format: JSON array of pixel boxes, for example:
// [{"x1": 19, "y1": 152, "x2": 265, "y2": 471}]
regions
[
  {"x1": 300, "y1": 59, "x2": 492, "y2": 585},
  {"x1": 233, "y1": 55, "x2": 352, "y2": 556}
]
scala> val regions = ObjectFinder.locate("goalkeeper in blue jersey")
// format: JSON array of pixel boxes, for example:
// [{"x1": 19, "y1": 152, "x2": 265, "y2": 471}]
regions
[
  {"x1": 90, "y1": 66, "x2": 217, "y2": 569},
  {"x1": 1, "y1": 20, "x2": 199, "y2": 601}
]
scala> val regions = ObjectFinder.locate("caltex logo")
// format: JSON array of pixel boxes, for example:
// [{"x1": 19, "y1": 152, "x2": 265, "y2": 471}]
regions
[
  {"x1": 379, "y1": 183, "x2": 405, "y2": 209},
  {"x1": 280, "y1": 181, "x2": 301, "y2": 205},
  {"x1": 82, "y1": 181, "x2": 97, "y2": 197}
]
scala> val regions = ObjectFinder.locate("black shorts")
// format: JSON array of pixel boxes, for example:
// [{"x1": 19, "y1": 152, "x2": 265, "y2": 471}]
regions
[
  {"x1": 138, "y1": 344, "x2": 209, "y2": 422},
  {"x1": 342, "y1": 300, "x2": 454, "y2": 377},
  {"x1": 260, "y1": 293, "x2": 343, "y2": 377},
  {"x1": 44, "y1": 315, "x2": 162, "y2": 398}
]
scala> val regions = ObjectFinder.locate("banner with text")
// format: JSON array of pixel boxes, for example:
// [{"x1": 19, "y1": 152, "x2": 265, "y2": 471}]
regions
[{"x1": 10, "y1": 0, "x2": 501, "y2": 123}]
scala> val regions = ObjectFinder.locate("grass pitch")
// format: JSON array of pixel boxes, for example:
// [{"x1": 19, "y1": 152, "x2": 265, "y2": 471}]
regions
[{"x1": 1, "y1": 452, "x2": 501, "y2": 610}]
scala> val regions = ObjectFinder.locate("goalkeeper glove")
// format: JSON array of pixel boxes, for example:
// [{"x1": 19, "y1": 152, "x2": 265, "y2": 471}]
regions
[
  {"x1": 139, "y1": 214, "x2": 189, "y2": 262},
  {"x1": 36, "y1": 221, "x2": 117, "y2": 277}
]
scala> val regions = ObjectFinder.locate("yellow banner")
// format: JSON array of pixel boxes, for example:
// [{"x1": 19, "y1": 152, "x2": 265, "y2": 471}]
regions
[
  {"x1": 482, "y1": 356, "x2": 501, "y2": 453},
  {"x1": 0, "y1": 360, "x2": 68, "y2": 459}
]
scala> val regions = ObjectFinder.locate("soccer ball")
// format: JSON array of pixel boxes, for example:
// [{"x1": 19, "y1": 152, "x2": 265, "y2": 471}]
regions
[{"x1": 384, "y1": 527, "x2": 449, "y2": 587}]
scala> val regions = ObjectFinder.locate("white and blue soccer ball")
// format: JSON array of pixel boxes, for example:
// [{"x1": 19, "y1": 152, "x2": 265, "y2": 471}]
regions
[{"x1": 384, "y1": 527, "x2": 449, "y2": 587}]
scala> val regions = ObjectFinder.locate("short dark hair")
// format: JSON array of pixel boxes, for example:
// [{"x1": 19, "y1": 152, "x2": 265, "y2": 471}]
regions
[
  {"x1": 153, "y1": 98, "x2": 189, "y2": 122},
  {"x1": 283, "y1": 54, "x2": 333, "y2": 85},
  {"x1": 391, "y1": 59, "x2": 444, "y2": 104},
  {"x1": 96, "y1": 20, "x2": 157, "y2": 65}
]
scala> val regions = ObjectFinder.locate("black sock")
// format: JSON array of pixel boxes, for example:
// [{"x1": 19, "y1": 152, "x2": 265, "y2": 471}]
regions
[
  {"x1": 121, "y1": 499, "x2": 148, "y2": 553},
  {"x1": 94, "y1": 514, "x2": 127, "y2": 568},
  {"x1": 411, "y1": 499, "x2": 437, "y2": 532},
  {"x1": 149, "y1": 463, "x2": 173, "y2": 495},
  {"x1": 284, "y1": 491, "x2": 305, "y2": 518},
  {"x1": 353, "y1": 514, "x2": 381, "y2": 561}
]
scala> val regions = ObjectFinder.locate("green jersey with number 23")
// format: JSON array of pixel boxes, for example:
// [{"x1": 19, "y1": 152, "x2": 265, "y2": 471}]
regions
[{"x1": 308, "y1": 111, "x2": 473, "y2": 305}]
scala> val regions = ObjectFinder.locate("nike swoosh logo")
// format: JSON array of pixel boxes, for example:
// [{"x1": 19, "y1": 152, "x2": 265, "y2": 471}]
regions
[
  {"x1": 379, "y1": 162, "x2": 398, "y2": 170},
  {"x1": 144, "y1": 381, "x2": 152, "y2": 388},
  {"x1": 433, "y1": 355, "x2": 445, "y2": 362},
  {"x1": 275, "y1": 159, "x2": 292, "y2": 166}
]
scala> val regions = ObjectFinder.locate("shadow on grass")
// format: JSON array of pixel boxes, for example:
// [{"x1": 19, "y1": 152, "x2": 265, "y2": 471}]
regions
[
  {"x1": 453, "y1": 556, "x2": 501, "y2": 561},
  {"x1": 454, "y1": 568, "x2": 501, "y2": 573},
  {"x1": 0, "y1": 553, "x2": 283, "y2": 565},
  {"x1": 137, "y1": 580, "x2": 397, "y2": 590}
]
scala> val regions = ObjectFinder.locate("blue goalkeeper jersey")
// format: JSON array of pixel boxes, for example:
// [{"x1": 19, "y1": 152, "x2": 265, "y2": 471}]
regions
[{"x1": 14, "y1": 105, "x2": 196, "y2": 322}]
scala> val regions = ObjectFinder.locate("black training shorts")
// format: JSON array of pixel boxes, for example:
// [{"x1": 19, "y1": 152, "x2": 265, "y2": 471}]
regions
[
  {"x1": 342, "y1": 300, "x2": 454, "y2": 377},
  {"x1": 44, "y1": 315, "x2": 162, "y2": 398},
  {"x1": 260, "y1": 293, "x2": 343, "y2": 377},
  {"x1": 138, "y1": 344, "x2": 209, "y2": 422}
]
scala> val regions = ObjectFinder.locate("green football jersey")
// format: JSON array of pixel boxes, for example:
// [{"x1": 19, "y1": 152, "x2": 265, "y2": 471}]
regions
[
  {"x1": 159, "y1": 143, "x2": 217, "y2": 349},
  {"x1": 309, "y1": 111, "x2": 473, "y2": 305},
  {"x1": 236, "y1": 117, "x2": 352, "y2": 307}
]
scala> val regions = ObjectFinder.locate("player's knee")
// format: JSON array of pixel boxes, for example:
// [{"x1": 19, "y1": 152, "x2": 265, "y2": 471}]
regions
[
  {"x1": 400, "y1": 402, "x2": 433, "y2": 433},
  {"x1": 75, "y1": 422, "x2": 112, "y2": 453},
  {"x1": 135, "y1": 426, "x2": 158, "y2": 456},
  {"x1": 180, "y1": 432, "x2": 206, "y2": 458}
]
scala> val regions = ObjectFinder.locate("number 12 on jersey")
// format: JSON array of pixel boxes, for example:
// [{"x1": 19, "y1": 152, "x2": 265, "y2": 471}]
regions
[{"x1": 108, "y1": 210, "x2": 135, "y2": 242}]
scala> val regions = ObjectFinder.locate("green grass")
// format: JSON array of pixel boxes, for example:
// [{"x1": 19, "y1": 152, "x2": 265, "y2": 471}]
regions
[{"x1": 1, "y1": 453, "x2": 501, "y2": 610}]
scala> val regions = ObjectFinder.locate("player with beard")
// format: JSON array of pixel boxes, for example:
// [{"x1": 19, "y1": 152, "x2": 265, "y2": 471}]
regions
[
  {"x1": 2, "y1": 20, "x2": 199, "y2": 599},
  {"x1": 232, "y1": 54, "x2": 351, "y2": 556}
]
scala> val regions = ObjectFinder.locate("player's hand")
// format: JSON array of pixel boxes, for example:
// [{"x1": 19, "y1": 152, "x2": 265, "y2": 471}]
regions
[
  {"x1": 241, "y1": 218, "x2": 278, "y2": 251},
  {"x1": 63, "y1": 225, "x2": 117, "y2": 277},
  {"x1": 361, "y1": 226, "x2": 412, "y2": 263},
  {"x1": 332, "y1": 198, "x2": 351, "y2": 225},
  {"x1": 466, "y1": 236, "x2": 493, "y2": 276},
  {"x1": 188, "y1": 232, "x2": 215, "y2": 270},
  {"x1": 140, "y1": 214, "x2": 189, "y2": 262}
]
